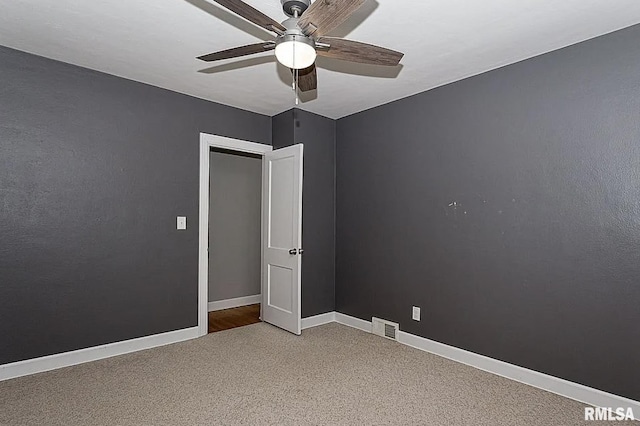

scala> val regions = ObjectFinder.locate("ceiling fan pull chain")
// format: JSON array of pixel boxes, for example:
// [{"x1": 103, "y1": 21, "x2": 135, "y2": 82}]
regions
[
  {"x1": 292, "y1": 37, "x2": 296, "y2": 95},
  {"x1": 293, "y1": 39, "x2": 299, "y2": 105},
  {"x1": 294, "y1": 68, "x2": 299, "y2": 105}
]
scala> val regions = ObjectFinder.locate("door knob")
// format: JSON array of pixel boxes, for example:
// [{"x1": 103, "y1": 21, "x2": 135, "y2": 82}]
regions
[
  {"x1": 298, "y1": 249, "x2": 304, "y2": 254},
  {"x1": 289, "y1": 248, "x2": 298, "y2": 255}
]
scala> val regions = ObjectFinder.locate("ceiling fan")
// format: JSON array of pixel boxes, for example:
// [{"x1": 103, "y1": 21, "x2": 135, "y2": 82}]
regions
[{"x1": 197, "y1": 0, "x2": 404, "y2": 93}]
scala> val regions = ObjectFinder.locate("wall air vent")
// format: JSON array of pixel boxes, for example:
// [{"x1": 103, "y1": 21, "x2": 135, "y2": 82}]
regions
[{"x1": 371, "y1": 317, "x2": 399, "y2": 341}]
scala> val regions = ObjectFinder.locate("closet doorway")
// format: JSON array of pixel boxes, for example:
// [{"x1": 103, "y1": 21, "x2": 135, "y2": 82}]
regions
[
  {"x1": 207, "y1": 147, "x2": 262, "y2": 333},
  {"x1": 197, "y1": 133, "x2": 304, "y2": 337}
]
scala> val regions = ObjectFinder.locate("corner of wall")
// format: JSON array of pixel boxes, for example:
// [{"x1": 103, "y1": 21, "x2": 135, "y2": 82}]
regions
[{"x1": 271, "y1": 109, "x2": 295, "y2": 149}]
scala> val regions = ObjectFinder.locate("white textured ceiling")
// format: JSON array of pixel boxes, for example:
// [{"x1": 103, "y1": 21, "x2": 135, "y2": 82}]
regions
[{"x1": 1, "y1": 0, "x2": 640, "y2": 119}]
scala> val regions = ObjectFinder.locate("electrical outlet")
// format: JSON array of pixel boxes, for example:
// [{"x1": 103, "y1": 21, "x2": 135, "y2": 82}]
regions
[
  {"x1": 177, "y1": 216, "x2": 187, "y2": 230},
  {"x1": 412, "y1": 306, "x2": 421, "y2": 321}
]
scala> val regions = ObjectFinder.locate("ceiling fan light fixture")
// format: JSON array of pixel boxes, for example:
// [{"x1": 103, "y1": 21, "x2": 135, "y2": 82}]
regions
[{"x1": 275, "y1": 35, "x2": 316, "y2": 70}]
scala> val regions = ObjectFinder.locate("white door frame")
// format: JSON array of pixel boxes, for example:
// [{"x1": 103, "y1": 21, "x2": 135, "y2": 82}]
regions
[{"x1": 198, "y1": 133, "x2": 273, "y2": 337}]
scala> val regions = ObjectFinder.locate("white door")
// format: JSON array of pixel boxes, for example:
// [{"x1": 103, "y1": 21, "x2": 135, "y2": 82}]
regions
[{"x1": 261, "y1": 144, "x2": 303, "y2": 335}]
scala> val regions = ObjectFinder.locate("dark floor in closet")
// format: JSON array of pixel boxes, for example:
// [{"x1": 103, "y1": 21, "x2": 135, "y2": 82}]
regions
[{"x1": 208, "y1": 304, "x2": 261, "y2": 333}]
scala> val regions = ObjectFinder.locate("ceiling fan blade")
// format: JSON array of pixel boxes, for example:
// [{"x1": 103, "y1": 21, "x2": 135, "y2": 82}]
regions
[
  {"x1": 298, "y1": 0, "x2": 366, "y2": 37},
  {"x1": 197, "y1": 42, "x2": 275, "y2": 62},
  {"x1": 293, "y1": 64, "x2": 318, "y2": 92},
  {"x1": 316, "y1": 37, "x2": 404, "y2": 66},
  {"x1": 211, "y1": 0, "x2": 286, "y2": 33}
]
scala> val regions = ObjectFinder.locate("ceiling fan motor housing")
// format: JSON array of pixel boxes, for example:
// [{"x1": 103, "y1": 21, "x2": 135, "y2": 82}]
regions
[
  {"x1": 282, "y1": 0, "x2": 310, "y2": 17},
  {"x1": 277, "y1": 16, "x2": 315, "y2": 49}
]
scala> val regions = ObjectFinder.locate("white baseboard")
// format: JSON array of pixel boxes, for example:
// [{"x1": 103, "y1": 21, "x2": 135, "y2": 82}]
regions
[
  {"x1": 335, "y1": 312, "x2": 372, "y2": 333},
  {"x1": 301, "y1": 312, "x2": 335, "y2": 329},
  {"x1": 326, "y1": 312, "x2": 640, "y2": 416},
  {"x1": 397, "y1": 330, "x2": 640, "y2": 416},
  {"x1": 0, "y1": 326, "x2": 199, "y2": 382},
  {"x1": 208, "y1": 294, "x2": 261, "y2": 312}
]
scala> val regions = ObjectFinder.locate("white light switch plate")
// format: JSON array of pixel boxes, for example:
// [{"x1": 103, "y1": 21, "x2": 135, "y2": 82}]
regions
[
  {"x1": 177, "y1": 216, "x2": 187, "y2": 230},
  {"x1": 412, "y1": 306, "x2": 421, "y2": 321}
]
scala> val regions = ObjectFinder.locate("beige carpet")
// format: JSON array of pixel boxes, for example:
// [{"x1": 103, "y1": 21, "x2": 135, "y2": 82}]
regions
[{"x1": 0, "y1": 323, "x2": 633, "y2": 425}]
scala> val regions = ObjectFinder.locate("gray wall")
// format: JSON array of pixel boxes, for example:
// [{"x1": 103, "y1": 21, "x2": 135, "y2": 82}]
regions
[
  {"x1": 208, "y1": 150, "x2": 262, "y2": 302},
  {"x1": 273, "y1": 109, "x2": 336, "y2": 317},
  {"x1": 0, "y1": 46, "x2": 271, "y2": 364},
  {"x1": 336, "y1": 25, "x2": 640, "y2": 401}
]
